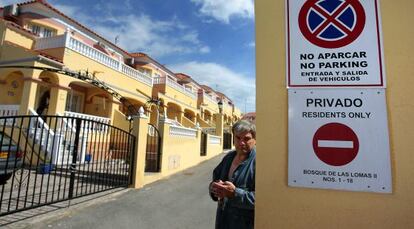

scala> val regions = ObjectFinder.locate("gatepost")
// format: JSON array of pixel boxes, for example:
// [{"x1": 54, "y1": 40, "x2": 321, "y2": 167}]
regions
[
  {"x1": 214, "y1": 113, "x2": 224, "y2": 149},
  {"x1": 158, "y1": 116, "x2": 172, "y2": 173},
  {"x1": 195, "y1": 122, "x2": 203, "y2": 154},
  {"x1": 130, "y1": 112, "x2": 148, "y2": 189}
]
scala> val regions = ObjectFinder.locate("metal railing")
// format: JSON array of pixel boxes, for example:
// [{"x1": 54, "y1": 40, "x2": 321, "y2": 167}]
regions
[
  {"x1": 0, "y1": 115, "x2": 135, "y2": 217},
  {"x1": 200, "y1": 132, "x2": 207, "y2": 156},
  {"x1": 145, "y1": 124, "x2": 161, "y2": 172},
  {"x1": 223, "y1": 132, "x2": 232, "y2": 149}
]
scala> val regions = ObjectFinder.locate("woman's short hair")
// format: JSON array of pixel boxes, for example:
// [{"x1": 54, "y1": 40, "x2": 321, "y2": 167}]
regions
[{"x1": 232, "y1": 120, "x2": 256, "y2": 139}]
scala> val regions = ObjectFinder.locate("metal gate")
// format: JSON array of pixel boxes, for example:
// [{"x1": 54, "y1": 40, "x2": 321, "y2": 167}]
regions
[
  {"x1": 200, "y1": 132, "x2": 207, "y2": 156},
  {"x1": 223, "y1": 132, "x2": 232, "y2": 150},
  {"x1": 145, "y1": 124, "x2": 161, "y2": 172},
  {"x1": 0, "y1": 115, "x2": 135, "y2": 216}
]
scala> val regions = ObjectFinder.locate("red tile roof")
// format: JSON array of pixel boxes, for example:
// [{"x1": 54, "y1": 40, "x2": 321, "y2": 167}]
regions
[
  {"x1": 131, "y1": 52, "x2": 178, "y2": 77},
  {"x1": 175, "y1": 73, "x2": 202, "y2": 88},
  {"x1": 130, "y1": 52, "x2": 146, "y2": 57},
  {"x1": 242, "y1": 112, "x2": 256, "y2": 122},
  {"x1": 201, "y1": 85, "x2": 214, "y2": 92},
  {"x1": 175, "y1": 73, "x2": 190, "y2": 80},
  {"x1": 216, "y1": 91, "x2": 232, "y2": 103}
]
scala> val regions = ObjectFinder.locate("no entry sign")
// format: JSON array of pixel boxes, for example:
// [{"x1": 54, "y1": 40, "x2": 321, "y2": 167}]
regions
[
  {"x1": 286, "y1": 0, "x2": 386, "y2": 87},
  {"x1": 288, "y1": 89, "x2": 392, "y2": 193},
  {"x1": 313, "y1": 122, "x2": 359, "y2": 166}
]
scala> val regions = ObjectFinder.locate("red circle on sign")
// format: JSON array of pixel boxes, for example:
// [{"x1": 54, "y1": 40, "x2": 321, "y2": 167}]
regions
[
  {"x1": 312, "y1": 122, "x2": 359, "y2": 166},
  {"x1": 298, "y1": 0, "x2": 366, "y2": 48}
]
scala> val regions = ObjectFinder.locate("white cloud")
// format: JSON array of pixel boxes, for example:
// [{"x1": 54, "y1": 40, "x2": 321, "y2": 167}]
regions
[
  {"x1": 247, "y1": 41, "x2": 255, "y2": 48},
  {"x1": 49, "y1": 2, "x2": 210, "y2": 58},
  {"x1": 86, "y1": 14, "x2": 210, "y2": 58},
  {"x1": 0, "y1": 0, "x2": 20, "y2": 6},
  {"x1": 169, "y1": 61, "x2": 255, "y2": 112},
  {"x1": 191, "y1": 0, "x2": 254, "y2": 24},
  {"x1": 53, "y1": 4, "x2": 79, "y2": 17},
  {"x1": 199, "y1": 46, "x2": 210, "y2": 53}
]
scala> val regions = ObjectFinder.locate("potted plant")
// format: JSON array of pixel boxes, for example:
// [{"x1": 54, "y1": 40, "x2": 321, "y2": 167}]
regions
[
  {"x1": 37, "y1": 153, "x2": 54, "y2": 174},
  {"x1": 38, "y1": 162, "x2": 54, "y2": 174},
  {"x1": 85, "y1": 153, "x2": 92, "y2": 163}
]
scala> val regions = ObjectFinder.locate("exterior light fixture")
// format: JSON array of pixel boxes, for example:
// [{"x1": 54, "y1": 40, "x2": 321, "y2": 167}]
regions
[{"x1": 218, "y1": 100, "x2": 223, "y2": 113}]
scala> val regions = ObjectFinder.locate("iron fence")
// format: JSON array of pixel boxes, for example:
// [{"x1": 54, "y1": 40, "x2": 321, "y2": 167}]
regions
[
  {"x1": 223, "y1": 132, "x2": 232, "y2": 150},
  {"x1": 145, "y1": 124, "x2": 161, "y2": 172},
  {"x1": 0, "y1": 115, "x2": 135, "y2": 216},
  {"x1": 200, "y1": 132, "x2": 207, "y2": 156}
]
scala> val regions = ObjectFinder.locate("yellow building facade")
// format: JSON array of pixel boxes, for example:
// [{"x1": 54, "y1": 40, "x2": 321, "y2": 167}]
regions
[
  {"x1": 0, "y1": 0, "x2": 241, "y2": 186},
  {"x1": 256, "y1": 0, "x2": 414, "y2": 228}
]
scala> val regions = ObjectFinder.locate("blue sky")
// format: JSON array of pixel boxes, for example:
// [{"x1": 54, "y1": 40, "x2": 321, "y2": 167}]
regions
[{"x1": 1, "y1": 0, "x2": 256, "y2": 112}]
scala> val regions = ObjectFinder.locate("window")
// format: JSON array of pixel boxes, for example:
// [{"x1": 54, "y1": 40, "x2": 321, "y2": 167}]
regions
[
  {"x1": 30, "y1": 24, "x2": 41, "y2": 35},
  {"x1": 140, "y1": 68, "x2": 152, "y2": 76},
  {"x1": 28, "y1": 23, "x2": 55, "y2": 38},
  {"x1": 65, "y1": 91, "x2": 84, "y2": 113},
  {"x1": 42, "y1": 28, "x2": 54, "y2": 38}
]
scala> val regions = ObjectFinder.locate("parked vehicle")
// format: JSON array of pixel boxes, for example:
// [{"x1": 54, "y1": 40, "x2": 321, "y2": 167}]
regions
[{"x1": 0, "y1": 132, "x2": 23, "y2": 184}]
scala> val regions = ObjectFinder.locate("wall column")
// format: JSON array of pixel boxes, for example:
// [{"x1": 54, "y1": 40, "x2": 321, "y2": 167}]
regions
[
  {"x1": 109, "y1": 102, "x2": 121, "y2": 125},
  {"x1": 177, "y1": 110, "x2": 183, "y2": 123},
  {"x1": 214, "y1": 113, "x2": 224, "y2": 137},
  {"x1": 47, "y1": 86, "x2": 68, "y2": 115},
  {"x1": 18, "y1": 69, "x2": 43, "y2": 115},
  {"x1": 158, "y1": 117, "x2": 171, "y2": 173},
  {"x1": 19, "y1": 80, "x2": 38, "y2": 115},
  {"x1": 130, "y1": 113, "x2": 148, "y2": 189}
]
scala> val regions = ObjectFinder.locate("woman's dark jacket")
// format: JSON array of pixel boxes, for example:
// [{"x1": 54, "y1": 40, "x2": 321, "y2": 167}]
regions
[{"x1": 210, "y1": 148, "x2": 256, "y2": 229}]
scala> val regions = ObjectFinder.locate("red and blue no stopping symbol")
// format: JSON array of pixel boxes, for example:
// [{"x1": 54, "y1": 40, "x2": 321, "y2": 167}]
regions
[{"x1": 299, "y1": 0, "x2": 366, "y2": 48}]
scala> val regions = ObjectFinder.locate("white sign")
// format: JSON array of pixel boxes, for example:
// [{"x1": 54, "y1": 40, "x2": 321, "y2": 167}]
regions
[
  {"x1": 288, "y1": 89, "x2": 392, "y2": 193},
  {"x1": 286, "y1": 0, "x2": 386, "y2": 87}
]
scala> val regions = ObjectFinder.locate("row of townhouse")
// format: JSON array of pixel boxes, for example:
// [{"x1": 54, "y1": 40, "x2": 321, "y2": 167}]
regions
[
  {"x1": 0, "y1": 0, "x2": 243, "y2": 199},
  {"x1": 0, "y1": 0, "x2": 242, "y2": 132}
]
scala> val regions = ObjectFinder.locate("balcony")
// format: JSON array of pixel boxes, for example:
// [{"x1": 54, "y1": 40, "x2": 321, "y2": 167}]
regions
[
  {"x1": 154, "y1": 76, "x2": 197, "y2": 99},
  {"x1": 202, "y1": 91, "x2": 218, "y2": 105},
  {"x1": 34, "y1": 33, "x2": 153, "y2": 86}
]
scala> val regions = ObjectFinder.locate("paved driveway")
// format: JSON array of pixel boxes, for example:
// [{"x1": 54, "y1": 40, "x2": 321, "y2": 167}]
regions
[{"x1": 24, "y1": 154, "x2": 224, "y2": 229}]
